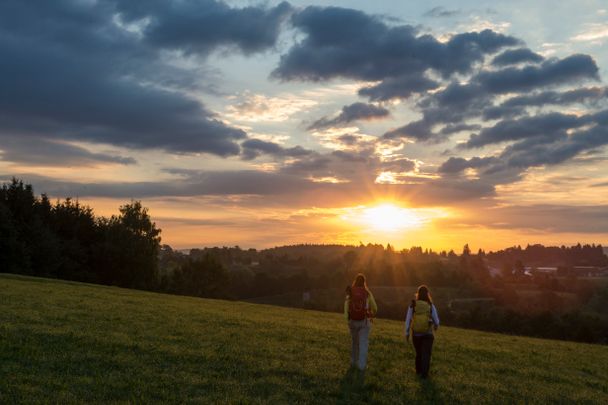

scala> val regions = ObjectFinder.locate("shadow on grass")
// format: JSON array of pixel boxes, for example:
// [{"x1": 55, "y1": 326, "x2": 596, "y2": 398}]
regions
[
  {"x1": 337, "y1": 366, "x2": 370, "y2": 403},
  {"x1": 415, "y1": 375, "x2": 444, "y2": 403}
]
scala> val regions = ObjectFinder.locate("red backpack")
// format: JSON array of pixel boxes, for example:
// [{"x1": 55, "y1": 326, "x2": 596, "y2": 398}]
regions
[{"x1": 348, "y1": 286, "x2": 368, "y2": 320}]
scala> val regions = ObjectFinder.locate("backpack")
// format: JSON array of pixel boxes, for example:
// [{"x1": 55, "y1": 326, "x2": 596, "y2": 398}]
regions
[
  {"x1": 348, "y1": 286, "x2": 368, "y2": 320},
  {"x1": 411, "y1": 300, "x2": 433, "y2": 334}
]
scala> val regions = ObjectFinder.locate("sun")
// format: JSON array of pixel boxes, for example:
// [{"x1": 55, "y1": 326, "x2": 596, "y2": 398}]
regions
[{"x1": 361, "y1": 203, "x2": 423, "y2": 232}]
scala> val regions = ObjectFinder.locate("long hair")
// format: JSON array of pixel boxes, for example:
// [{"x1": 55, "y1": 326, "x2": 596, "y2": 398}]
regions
[
  {"x1": 416, "y1": 284, "x2": 433, "y2": 305},
  {"x1": 352, "y1": 273, "x2": 368, "y2": 289}
]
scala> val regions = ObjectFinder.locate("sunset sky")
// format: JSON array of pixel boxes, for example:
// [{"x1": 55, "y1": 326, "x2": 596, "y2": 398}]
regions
[{"x1": 1, "y1": 0, "x2": 607, "y2": 251}]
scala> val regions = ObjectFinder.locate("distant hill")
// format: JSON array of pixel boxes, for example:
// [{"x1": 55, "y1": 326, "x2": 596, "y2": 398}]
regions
[{"x1": 1, "y1": 274, "x2": 607, "y2": 403}]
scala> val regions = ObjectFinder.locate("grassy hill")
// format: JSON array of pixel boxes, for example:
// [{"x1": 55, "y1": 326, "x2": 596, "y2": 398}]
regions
[{"x1": 1, "y1": 274, "x2": 607, "y2": 404}]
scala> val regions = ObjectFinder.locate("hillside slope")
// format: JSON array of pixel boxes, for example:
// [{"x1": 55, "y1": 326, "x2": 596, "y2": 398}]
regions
[{"x1": 1, "y1": 274, "x2": 607, "y2": 404}]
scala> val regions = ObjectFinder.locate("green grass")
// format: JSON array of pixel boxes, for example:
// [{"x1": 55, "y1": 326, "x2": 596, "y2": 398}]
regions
[{"x1": 1, "y1": 274, "x2": 607, "y2": 404}]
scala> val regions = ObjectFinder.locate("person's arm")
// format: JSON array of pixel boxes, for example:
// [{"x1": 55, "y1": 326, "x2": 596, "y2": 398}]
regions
[
  {"x1": 344, "y1": 297, "x2": 349, "y2": 320},
  {"x1": 367, "y1": 291, "x2": 378, "y2": 316},
  {"x1": 431, "y1": 304, "x2": 440, "y2": 330},
  {"x1": 404, "y1": 306, "x2": 413, "y2": 338}
]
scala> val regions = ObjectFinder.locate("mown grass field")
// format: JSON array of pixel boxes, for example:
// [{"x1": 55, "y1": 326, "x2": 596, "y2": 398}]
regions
[{"x1": 1, "y1": 274, "x2": 607, "y2": 404}]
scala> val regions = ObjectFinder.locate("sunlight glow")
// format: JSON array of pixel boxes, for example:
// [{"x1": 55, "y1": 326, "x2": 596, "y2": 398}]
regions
[{"x1": 361, "y1": 203, "x2": 423, "y2": 232}]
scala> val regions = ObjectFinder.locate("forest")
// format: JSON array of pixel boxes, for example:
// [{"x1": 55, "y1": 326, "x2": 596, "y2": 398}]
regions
[{"x1": 2, "y1": 179, "x2": 608, "y2": 343}]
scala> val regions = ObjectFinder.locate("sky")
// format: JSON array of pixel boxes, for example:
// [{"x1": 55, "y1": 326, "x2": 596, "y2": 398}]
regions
[{"x1": 1, "y1": 0, "x2": 607, "y2": 251}]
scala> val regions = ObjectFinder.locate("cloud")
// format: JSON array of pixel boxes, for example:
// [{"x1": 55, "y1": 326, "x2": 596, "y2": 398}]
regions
[
  {"x1": 439, "y1": 204, "x2": 608, "y2": 234},
  {"x1": 0, "y1": 0, "x2": 294, "y2": 157},
  {"x1": 439, "y1": 123, "x2": 482, "y2": 135},
  {"x1": 358, "y1": 74, "x2": 440, "y2": 101},
  {"x1": 464, "y1": 112, "x2": 588, "y2": 149},
  {"x1": 273, "y1": 6, "x2": 519, "y2": 93},
  {"x1": 382, "y1": 54, "x2": 601, "y2": 144},
  {"x1": 114, "y1": 0, "x2": 293, "y2": 55},
  {"x1": 475, "y1": 54, "x2": 599, "y2": 94},
  {"x1": 438, "y1": 156, "x2": 499, "y2": 174},
  {"x1": 571, "y1": 23, "x2": 608, "y2": 42},
  {"x1": 384, "y1": 120, "x2": 435, "y2": 142},
  {"x1": 380, "y1": 158, "x2": 417, "y2": 173},
  {"x1": 423, "y1": 7, "x2": 460, "y2": 18},
  {"x1": 501, "y1": 87, "x2": 608, "y2": 108},
  {"x1": 335, "y1": 134, "x2": 363, "y2": 146},
  {"x1": 480, "y1": 87, "x2": 607, "y2": 121},
  {"x1": 491, "y1": 48, "x2": 544, "y2": 66},
  {"x1": 225, "y1": 92, "x2": 318, "y2": 123},
  {"x1": 0, "y1": 135, "x2": 135, "y2": 167},
  {"x1": 2, "y1": 170, "x2": 496, "y2": 208},
  {"x1": 240, "y1": 139, "x2": 313, "y2": 161},
  {"x1": 307, "y1": 102, "x2": 389, "y2": 130},
  {"x1": 439, "y1": 118, "x2": 608, "y2": 184}
]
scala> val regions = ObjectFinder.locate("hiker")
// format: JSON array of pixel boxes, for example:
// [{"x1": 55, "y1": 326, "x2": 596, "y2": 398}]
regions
[
  {"x1": 405, "y1": 285, "x2": 440, "y2": 379},
  {"x1": 345, "y1": 273, "x2": 377, "y2": 373}
]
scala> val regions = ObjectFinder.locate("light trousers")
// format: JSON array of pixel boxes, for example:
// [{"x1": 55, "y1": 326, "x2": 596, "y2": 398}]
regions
[{"x1": 348, "y1": 319, "x2": 371, "y2": 370}]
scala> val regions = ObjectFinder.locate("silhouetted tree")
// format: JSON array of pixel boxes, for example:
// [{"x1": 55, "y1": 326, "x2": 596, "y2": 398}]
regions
[{"x1": 98, "y1": 201, "x2": 161, "y2": 289}]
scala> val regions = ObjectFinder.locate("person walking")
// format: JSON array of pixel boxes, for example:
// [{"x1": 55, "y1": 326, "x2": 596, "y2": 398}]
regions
[
  {"x1": 345, "y1": 274, "x2": 377, "y2": 376},
  {"x1": 405, "y1": 285, "x2": 439, "y2": 379}
]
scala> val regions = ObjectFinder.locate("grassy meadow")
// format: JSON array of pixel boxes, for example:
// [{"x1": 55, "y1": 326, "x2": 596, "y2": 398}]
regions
[{"x1": 1, "y1": 273, "x2": 607, "y2": 404}]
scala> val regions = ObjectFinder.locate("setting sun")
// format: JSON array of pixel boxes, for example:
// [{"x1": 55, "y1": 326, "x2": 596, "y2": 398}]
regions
[{"x1": 361, "y1": 203, "x2": 423, "y2": 232}]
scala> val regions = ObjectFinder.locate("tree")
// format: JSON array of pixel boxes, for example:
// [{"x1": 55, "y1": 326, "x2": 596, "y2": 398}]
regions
[
  {"x1": 171, "y1": 254, "x2": 229, "y2": 298},
  {"x1": 501, "y1": 262, "x2": 512, "y2": 280},
  {"x1": 0, "y1": 202, "x2": 27, "y2": 273},
  {"x1": 98, "y1": 201, "x2": 161, "y2": 289}
]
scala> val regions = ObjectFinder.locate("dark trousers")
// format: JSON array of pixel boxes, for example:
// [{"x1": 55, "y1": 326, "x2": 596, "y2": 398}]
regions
[{"x1": 412, "y1": 334, "x2": 434, "y2": 378}]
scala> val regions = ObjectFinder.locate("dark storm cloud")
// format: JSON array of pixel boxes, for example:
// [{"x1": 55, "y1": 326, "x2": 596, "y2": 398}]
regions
[
  {"x1": 491, "y1": 48, "x2": 544, "y2": 66},
  {"x1": 423, "y1": 7, "x2": 460, "y2": 18},
  {"x1": 240, "y1": 139, "x2": 313, "y2": 161},
  {"x1": 115, "y1": 0, "x2": 293, "y2": 55},
  {"x1": 307, "y1": 102, "x2": 390, "y2": 130},
  {"x1": 273, "y1": 6, "x2": 519, "y2": 90},
  {"x1": 0, "y1": 0, "x2": 292, "y2": 159},
  {"x1": 0, "y1": 135, "x2": 135, "y2": 167}
]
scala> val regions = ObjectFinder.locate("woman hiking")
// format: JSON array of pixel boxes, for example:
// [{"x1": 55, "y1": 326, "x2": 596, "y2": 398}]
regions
[
  {"x1": 405, "y1": 285, "x2": 440, "y2": 379},
  {"x1": 345, "y1": 274, "x2": 377, "y2": 376}
]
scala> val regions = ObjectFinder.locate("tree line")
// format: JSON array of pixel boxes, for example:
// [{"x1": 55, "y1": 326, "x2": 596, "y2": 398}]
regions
[{"x1": 1, "y1": 179, "x2": 161, "y2": 289}]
